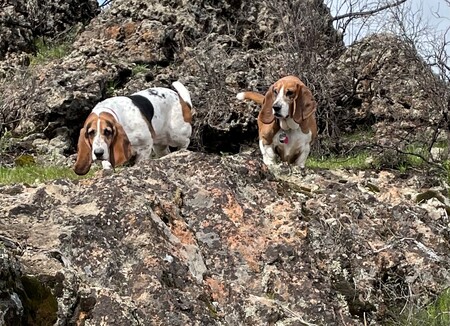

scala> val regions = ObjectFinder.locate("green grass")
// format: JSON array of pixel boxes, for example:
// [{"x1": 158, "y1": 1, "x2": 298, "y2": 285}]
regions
[
  {"x1": 308, "y1": 152, "x2": 373, "y2": 170},
  {"x1": 393, "y1": 288, "x2": 450, "y2": 326},
  {"x1": 309, "y1": 141, "x2": 446, "y2": 172},
  {"x1": 341, "y1": 129, "x2": 376, "y2": 142},
  {"x1": 106, "y1": 79, "x2": 120, "y2": 96},
  {"x1": 131, "y1": 64, "x2": 149, "y2": 76},
  {"x1": 0, "y1": 166, "x2": 92, "y2": 185},
  {"x1": 423, "y1": 288, "x2": 450, "y2": 326},
  {"x1": 30, "y1": 38, "x2": 70, "y2": 65}
]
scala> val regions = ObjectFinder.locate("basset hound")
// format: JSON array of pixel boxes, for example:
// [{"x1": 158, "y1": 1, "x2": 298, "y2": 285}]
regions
[
  {"x1": 73, "y1": 81, "x2": 192, "y2": 175},
  {"x1": 237, "y1": 76, "x2": 317, "y2": 168}
]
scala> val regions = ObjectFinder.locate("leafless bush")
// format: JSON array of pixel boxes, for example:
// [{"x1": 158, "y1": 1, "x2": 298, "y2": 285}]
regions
[
  {"x1": 382, "y1": 1, "x2": 450, "y2": 162},
  {"x1": 0, "y1": 69, "x2": 39, "y2": 140}
]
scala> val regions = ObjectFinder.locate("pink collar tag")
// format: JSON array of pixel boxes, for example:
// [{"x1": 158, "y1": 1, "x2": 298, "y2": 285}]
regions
[{"x1": 279, "y1": 133, "x2": 289, "y2": 144}]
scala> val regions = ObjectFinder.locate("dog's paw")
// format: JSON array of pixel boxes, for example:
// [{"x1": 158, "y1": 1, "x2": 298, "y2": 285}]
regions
[
  {"x1": 101, "y1": 160, "x2": 113, "y2": 170},
  {"x1": 267, "y1": 162, "x2": 291, "y2": 176}
]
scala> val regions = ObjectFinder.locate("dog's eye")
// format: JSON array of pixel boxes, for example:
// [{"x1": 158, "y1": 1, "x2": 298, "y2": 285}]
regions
[
  {"x1": 273, "y1": 88, "x2": 278, "y2": 95},
  {"x1": 104, "y1": 128, "x2": 113, "y2": 137},
  {"x1": 286, "y1": 90, "x2": 294, "y2": 97},
  {"x1": 87, "y1": 129, "x2": 96, "y2": 137}
]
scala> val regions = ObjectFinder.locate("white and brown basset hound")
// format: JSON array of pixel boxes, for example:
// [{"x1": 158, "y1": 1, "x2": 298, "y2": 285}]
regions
[
  {"x1": 73, "y1": 81, "x2": 192, "y2": 175},
  {"x1": 237, "y1": 76, "x2": 317, "y2": 168}
]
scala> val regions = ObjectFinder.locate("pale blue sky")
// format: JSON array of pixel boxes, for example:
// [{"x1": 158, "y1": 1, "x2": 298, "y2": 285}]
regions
[{"x1": 326, "y1": 0, "x2": 450, "y2": 47}]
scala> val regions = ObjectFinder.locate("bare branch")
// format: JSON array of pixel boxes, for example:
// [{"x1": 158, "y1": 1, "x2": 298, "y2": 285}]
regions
[
  {"x1": 331, "y1": 0, "x2": 408, "y2": 22},
  {"x1": 100, "y1": 0, "x2": 113, "y2": 7}
]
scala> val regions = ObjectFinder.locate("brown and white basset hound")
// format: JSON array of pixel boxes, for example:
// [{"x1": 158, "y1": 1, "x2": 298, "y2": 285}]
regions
[
  {"x1": 73, "y1": 81, "x2": 193, "y2": 175},
  {"x1": 237, "y1": 76, "x2": 317, "y2": 168}
]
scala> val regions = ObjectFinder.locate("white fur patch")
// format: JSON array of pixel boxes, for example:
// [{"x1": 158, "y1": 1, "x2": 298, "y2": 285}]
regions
[
  {"x1": 273, "y1": 86, "x2": 290, "y2": 119},
  {"x1": 259, "y1": 139, "x2": 277, "y2": 166},
  {"x1": 236, "y1": 92, "x2": 246, "y2": 101},
  {"x1": 273, "y1": 126, "x2": 312, "y2": 168},
  {"x1": 172, "y1": 81, "x2": 192, "y2": 108},
  {"x1": 91, "y1": 118, "x2": 110, "y2": 162}
]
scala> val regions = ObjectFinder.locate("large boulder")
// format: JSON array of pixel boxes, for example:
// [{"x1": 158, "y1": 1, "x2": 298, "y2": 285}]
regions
[{"x1": 1, "y1": 151, "x2": 449, "y2": 324}]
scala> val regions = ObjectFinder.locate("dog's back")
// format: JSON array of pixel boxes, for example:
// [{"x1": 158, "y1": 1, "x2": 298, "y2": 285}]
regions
[{"x1": 133, "y1": 83, "x2": 192, "y2": 149}]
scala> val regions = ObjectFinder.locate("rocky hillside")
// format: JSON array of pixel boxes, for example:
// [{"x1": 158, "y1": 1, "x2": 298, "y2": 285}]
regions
[
  {"x1": 0, "y1": 0, "x2": 342, "y2": 162},
  {"x1": 1, "y1": 0, "x2": 450, "y2": 325}
]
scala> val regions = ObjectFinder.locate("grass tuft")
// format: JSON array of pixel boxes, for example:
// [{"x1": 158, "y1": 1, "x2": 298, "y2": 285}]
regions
[
  {"x1": 392, "y1": 288, "x2": 450, "y2": 326},
  {"x1": 30, "y1": 38, "x2": 70, "y2": 65},
  {"x1": 0, "y1": 166, "x2": 92, "y2": 185},
  {"x1": 308, "y1": 152, "x2": 373, "y2": 170},
  {"x1": 131, "y1": 64, "x2": 149, "y2": 76}
]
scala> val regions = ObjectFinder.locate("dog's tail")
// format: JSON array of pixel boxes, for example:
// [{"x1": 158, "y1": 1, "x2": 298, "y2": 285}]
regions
[
  {"x1": 172, "y1": 81, "x2": 192, "y2": 109},
  {"x1": 236, "y1": 91, "x2": 264, "y2": 105},
  {"x1": 172, "y1": 81, "x2": 192, "y2": 123}
]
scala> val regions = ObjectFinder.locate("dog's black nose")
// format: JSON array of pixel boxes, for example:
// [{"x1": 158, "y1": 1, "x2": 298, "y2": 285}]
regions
[
  {"x1": 94, "y1": 148, "x2": 104, "y2": 158},
  {"x1": 272, "y1": 104, "x2": 282, "y2": 112}
]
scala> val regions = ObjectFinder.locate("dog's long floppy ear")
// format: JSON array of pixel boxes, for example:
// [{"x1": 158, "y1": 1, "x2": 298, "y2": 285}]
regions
[
  {"x1": 110, "y1": 122, "x2": 132, "y2": 168},
  {"x1": 293, "y1": 84, "x2": 317, "y2": 124},
  {"x1": 73, "y1": 128, "x2": 92, "y2": 175},
  {"x1": 260, "y1": 85, "x2": 275, "y2": 124}
]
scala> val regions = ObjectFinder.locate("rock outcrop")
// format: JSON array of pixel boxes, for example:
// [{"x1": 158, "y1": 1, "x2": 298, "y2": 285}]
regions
[
  {"x1": 326, "y1": 33, "x2": 445, "y2": 149},
  {"x1": 1, "y1": 151, "x2": 449, "y2": 325}
]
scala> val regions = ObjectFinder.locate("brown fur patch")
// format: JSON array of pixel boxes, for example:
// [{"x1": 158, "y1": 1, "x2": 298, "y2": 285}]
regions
[{"x1": 179, "y1": 96, "x2": 192, "y2": 123}]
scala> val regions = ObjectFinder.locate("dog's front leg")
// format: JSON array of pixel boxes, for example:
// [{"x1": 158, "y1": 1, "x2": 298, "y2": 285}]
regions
[
  {"x1": 259, "y1": 140, "x2": 277, "y2": 165},
  {"x1": 294, "y1": 145, "x2": 310, "y2": 169},
  {"x1": 153, "y1": 145, "x2": 170, "y2": 158}
]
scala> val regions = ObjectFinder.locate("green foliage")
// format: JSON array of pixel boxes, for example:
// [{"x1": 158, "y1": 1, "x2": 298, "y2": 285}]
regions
[
  {"x1": 30, "y1": 38, "x2": 70, "y2": 65},
  {"x1": 106, "y1": 79, "x2": 120, "y2": 96},
  {"x1": 392, "y1": 288, "x2": 450, "y2": 326},
  {"x1": 14, "y1": 154, "x2": 36, "y2": 167},
  {"x1": 341, "y1": 129, "x2": 376, "y2": 142},
  {"x1": 131, "y1": 64, "x2": 149, "y2": 76},
  {"x1": 0, "y1": 128, "x2": 12, "y2": 152},
  {"x1": 0, "y1": 166, "x2": 92, "y2": 185}
]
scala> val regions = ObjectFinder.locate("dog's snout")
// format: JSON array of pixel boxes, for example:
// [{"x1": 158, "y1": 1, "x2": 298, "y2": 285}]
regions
[
  {"x1": 94, "y1": 148, "x2": 104, "y2": 158},
  {"x1": 272, "y1": 103, "x2": 282, "y2": 112}
]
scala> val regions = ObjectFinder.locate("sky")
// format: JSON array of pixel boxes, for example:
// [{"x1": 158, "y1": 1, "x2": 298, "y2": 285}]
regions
[{"x1": 326, "y1": 0, "x2": 450, "y2": 46}]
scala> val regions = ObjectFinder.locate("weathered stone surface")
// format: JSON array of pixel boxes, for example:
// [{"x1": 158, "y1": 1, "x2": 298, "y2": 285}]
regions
[
  {"x1": 0, "y1": 0, "x2": 98, "y2": 60},
  {"x1": 1, "y1": 151, "x2": 450, "y2": 325}
]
